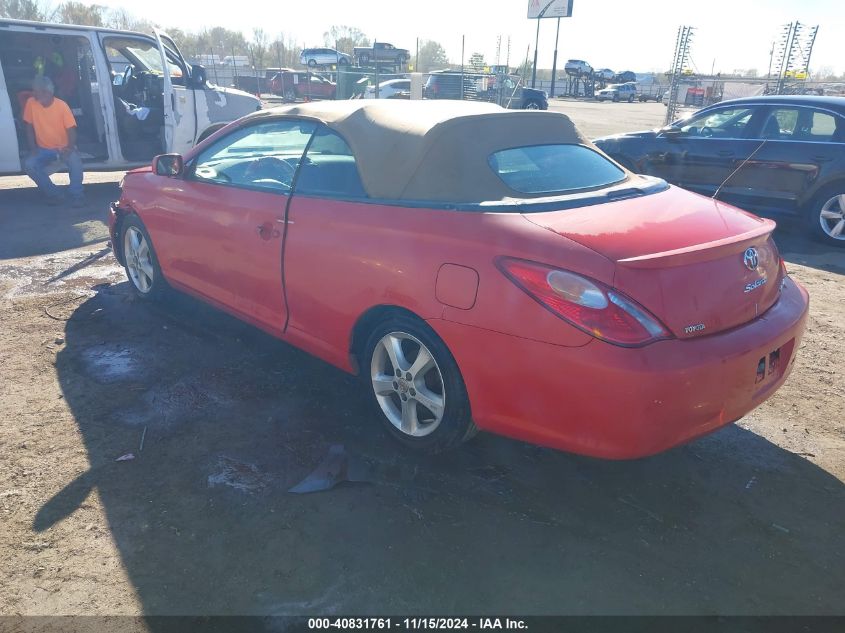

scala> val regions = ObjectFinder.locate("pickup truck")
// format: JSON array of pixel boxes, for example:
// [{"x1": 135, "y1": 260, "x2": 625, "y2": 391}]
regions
[{"x1": 354, "y1": 42, "x2": 410, "y2": 65}]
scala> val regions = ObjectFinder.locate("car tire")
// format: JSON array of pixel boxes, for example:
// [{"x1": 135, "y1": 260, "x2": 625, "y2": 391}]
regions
[
  {"x1": 307, "y1": 59, "x2": 317, "y2": 68},
  {"x1": 283, "y1": 88, "x2": 297, "y2": 103},
  {"x1": 338, "y1": 57, "x2": 349, "y2": 66},
  {"x1": 359, "y1": 54, "x2": 370, "y2": 65},
  {"x1": 363, "y1": 315, "x2": 477, "y2": 453},
  {"x1": 120, "y1": 215, "x2": 167, "y2": 301},
  {"x1": 628, "y1": 95, "x2": 634, "y2": 103},
  {"x1": 808, "y1": 184, "x2": 845, "y2": 247},
  {"x1": 613, "y1": 95, "x2": 619, "y2": 102},
  {"x1": 523, "y1": 99, "x2": 542, "y2": 110}
]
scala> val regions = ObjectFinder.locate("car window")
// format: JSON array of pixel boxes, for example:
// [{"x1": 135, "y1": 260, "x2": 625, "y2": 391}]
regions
[
  {"x1": 105, "y1": 37, "x2": 185, "y2": 83},
  {"x1": 192, "y1": 120, "x2": 317, "y2": 193},
  {"x1": 679, "y1": 107, "x2": 754, "y2": 139},
  {"x1": 489, "y1": 144, "x2": 626, "y2": 194},
  {"x1": 295, "y1": 128, "x2": 367, "y2": 198},
  {"x1": 785, "y1": 109, "x2": 842, "y2": 142}
]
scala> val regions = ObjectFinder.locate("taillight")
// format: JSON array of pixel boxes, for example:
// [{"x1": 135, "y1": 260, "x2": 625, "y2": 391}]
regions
[{"x1": 497, "y1": 258, "x2": 672, "y2": 347}]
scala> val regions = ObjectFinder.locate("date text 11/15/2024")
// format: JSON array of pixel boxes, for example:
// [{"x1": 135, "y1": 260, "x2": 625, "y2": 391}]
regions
[{"x1": 308, "y1": 618, "x2": 528, "y2": 630}]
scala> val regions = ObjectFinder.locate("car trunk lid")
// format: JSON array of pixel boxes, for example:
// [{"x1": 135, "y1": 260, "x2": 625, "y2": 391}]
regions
[{"x1": 522, "y1": 186, "x2": 784, "y2": 338}]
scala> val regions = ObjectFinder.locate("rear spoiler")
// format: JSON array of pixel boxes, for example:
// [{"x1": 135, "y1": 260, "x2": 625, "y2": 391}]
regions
[{"x1": 616, "y1": 220, "x2": 776, "y2": 269}]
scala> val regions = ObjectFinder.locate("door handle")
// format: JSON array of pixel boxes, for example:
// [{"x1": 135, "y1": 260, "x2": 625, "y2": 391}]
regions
[
  {"x1": 717, "y1": 150, "x2": 735, "y2": 157},
  {"x1": 812, "y1": 156, "x2": 834, "y2": 163}
]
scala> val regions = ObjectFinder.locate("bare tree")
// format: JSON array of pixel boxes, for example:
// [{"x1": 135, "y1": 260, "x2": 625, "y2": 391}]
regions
[
  {"x1": 249, "y1": 27, "x2": 268, "y2": 69},
  {"x1": 323, "y1": 25, "x2": 369, "y2": 55},
  {"x1": 0, "y1": 0, "x2": 46, "y2": 20},
  {"x1": 58, "y1": 1, "x2": 105, "y2": 26},
  {"x1": 413, "y1": 40, "x2": 450, "y2": 72}
]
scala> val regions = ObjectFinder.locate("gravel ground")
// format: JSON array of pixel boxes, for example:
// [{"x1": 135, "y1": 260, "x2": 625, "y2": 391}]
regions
[{"x1": 0, "y1": 102, "x2": 843, "y2": 620}]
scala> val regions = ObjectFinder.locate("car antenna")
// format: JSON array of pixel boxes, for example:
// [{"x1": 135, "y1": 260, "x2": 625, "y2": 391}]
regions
[{"x1": 712, "y1": 138, "x2": 769, "y2": 200}]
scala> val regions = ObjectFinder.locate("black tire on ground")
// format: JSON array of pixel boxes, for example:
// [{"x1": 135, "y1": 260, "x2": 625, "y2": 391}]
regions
[
  {"x1": 307, "y1": 59, "x2": 317, "y2": 67},
  {"x1": 523, "y1": 99, "x2": 542, "y2": 110},
  {"x1": 807, "y1": 183, "x2": 845, "y2": 247},
  {"x1": 338, "y1": 57, "x2": 349, "y2": 65},
  {"x1": 283, "y1": 88, "x2": 297, "y2": 103},
  {"x1": 362, "y1": 314, "x2": 477, "y2": 453},
  {"x1": 613, "y1": 95, "x2": 619, "y2": 102},
  {"x1": 120, "y1": 215, "x2": 167, "y2": 301}
]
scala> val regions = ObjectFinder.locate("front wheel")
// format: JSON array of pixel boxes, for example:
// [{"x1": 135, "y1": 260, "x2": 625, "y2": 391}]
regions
[
  {"x1": 363, "y1": 316, "x2": 476, "y2": 453},
  {"x1": 809, "y1": 186, "x2": 845, "y2": 247},
  {"x1": 121, "y1": 216, "x2": 167, "y2": 300},
  {"x1": 523, "y1": 99, "x2": 542, "y2": 110}
]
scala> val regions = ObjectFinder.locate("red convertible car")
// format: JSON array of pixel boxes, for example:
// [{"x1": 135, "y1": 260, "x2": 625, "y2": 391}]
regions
[{"x1": 109, "y1": 100, "x2": 809, "y2": 458}]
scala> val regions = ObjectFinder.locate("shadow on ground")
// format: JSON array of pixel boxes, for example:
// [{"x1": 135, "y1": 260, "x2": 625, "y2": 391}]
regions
[
  {"x1": 34, "y1": 279, "x2": 845, "y2": 617},
  {"x1": 0, "y1": 182, "x2": 118, "y2": 259}
]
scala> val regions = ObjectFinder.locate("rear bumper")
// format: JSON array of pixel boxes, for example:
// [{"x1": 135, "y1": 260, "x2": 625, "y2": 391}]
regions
[{"x1": 428, "y1": 276, "x2": 809, "y2": 459}]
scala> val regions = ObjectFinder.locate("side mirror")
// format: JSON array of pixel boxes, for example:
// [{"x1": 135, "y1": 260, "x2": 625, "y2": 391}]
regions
[
  {"x1": 112, "y1": 74, "x2": 124, "y2": 87},
  {"x1": 191, "y1": 64, "x2": 208, "y2": 87},
  {"x1": 153, "y1": 153, "x2": 183, "y2": 177},
  {"x1": 660, "y1": 127, "x2": 685, "y2": 140}
]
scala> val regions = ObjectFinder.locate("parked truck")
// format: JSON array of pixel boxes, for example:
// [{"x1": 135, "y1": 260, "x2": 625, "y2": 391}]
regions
[{"x1": 353, "y1": 42, "x2": 410, "y2": 66}]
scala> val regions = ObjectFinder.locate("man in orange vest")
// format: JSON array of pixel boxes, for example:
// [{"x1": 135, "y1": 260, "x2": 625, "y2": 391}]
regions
[{"x1": 23, "y1": 75, "x2": 84, "y2": 207}]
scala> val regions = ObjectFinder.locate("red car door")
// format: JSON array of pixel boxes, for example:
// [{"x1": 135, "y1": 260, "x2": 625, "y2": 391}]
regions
[{"x1": 154, "y1": 119, "x2": 317, "y2": 334}]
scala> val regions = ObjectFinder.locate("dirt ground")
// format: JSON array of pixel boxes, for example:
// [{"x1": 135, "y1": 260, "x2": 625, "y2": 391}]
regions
[{"x1": 1, "y1": 102, "x2": 844, "y2": 620}]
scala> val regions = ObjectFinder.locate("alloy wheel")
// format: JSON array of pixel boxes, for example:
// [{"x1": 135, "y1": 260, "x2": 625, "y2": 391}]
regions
[
  {"x1": 123, "y1": 226, "x2": 154, "y2": 293},
  {"x1": 819, "y1": 194, "x2": 845, "y2": 240},
  {"x1": 370, "y1": 332, "x2": 446, "y2": 438}
]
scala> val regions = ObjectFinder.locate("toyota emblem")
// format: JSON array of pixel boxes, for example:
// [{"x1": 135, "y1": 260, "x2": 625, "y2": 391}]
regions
[{"x1": 743, "y1": 247, "x2": 759, "y2": 271}]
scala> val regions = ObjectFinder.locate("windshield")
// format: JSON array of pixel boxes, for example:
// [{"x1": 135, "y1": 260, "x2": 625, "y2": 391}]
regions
[
  {"x1": 106, "y1": 38, "x2": 183, "y2": 78},
  {"x1": 489, "y1": 144, "x2": 626, "y2": 195}
]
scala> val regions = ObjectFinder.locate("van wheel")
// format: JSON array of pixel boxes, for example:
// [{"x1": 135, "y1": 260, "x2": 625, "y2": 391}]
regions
[
  {"x1": 283, "y1": 88, "x2": 297, "y2": 103},
  {"x1": 363, "y1": 315, "x2": 477, "y2": 453},
  {"x1": 809, "y1": 185, "x2": 845, "y2": 247}
]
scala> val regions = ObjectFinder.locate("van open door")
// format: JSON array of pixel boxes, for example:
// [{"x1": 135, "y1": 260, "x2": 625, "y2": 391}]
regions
[
  {"x1": 0, "y1": 58, "x2": 21, "y2": 173},
  {"x1": 153, "y1": 28, "x2": 196, "y2": 153}
]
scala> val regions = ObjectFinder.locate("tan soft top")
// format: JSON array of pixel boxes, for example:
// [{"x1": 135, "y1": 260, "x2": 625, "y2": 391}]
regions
[{"x1": 257, "y1": 100, "x2": 628, "y2": 203}]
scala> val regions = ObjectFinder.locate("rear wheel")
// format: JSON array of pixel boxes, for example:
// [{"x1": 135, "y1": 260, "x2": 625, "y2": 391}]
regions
[
  {"x1": 809, "y1": 185, "x2": 845, "y2": 247},
  {"x1": 307, "y1": 59, "x2": 317, "y2": 68},
  {"x1": 121, "y1": 216, "x2": 166, "y2": 300},
  {"x1": 283, "y1": 88, "x2": 297, "y2": 103},
  {"x1": 338, "y1": 57, "x2": 349, "y2": 66},
  {"x1": 363, "y1": 315, "x2": 476, "y2": 453},
  {"x1": 523, "y1": 99, "x2": 542, "y2": 110}
]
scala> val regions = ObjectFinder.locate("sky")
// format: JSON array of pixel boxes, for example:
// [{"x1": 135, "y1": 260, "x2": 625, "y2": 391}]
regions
[{"x1": 94, "y1": 0, "x2": 845, "y2": 75}]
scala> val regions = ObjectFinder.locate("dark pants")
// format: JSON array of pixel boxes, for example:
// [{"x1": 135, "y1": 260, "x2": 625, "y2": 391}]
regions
[{"x1": 24, "y1": 148, "x2": 84, "y2": 199}]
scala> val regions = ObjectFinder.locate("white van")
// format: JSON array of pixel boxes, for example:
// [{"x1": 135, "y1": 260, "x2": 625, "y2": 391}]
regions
[{"x1": 0, "y1": 19, "x2": 261, "y2": 174}]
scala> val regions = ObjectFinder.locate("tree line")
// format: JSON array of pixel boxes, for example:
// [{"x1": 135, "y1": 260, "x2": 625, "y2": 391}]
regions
[{"x1": 0, "y1": 0, "x2": 455, "y2": 72}]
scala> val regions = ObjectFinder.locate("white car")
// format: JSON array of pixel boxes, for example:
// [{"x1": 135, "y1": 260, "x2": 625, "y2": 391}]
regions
[
  {"x1": 299, "y1": 48, "x2": 352, "y2": 67},
  {"x1": 596, "y1": 83, "x2": 637, "y2": 102},
  {"x1": 364, "y1": 78, "x2": 411, "y2": 99},
  {"x1": 564, "y1": 59, "x2": 593, "y2": 76}
]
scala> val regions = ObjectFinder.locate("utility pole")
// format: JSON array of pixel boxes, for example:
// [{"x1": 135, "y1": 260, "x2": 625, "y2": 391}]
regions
[
  {"x1": 531, "y1": 18, "x2": 540, "y2": 87},
  {"x1": 460, "y1": 34, "x2": 465, "y2": 99},
  {"x1": 549, "y1": 17, "x2": 561, "y2": 98}
]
